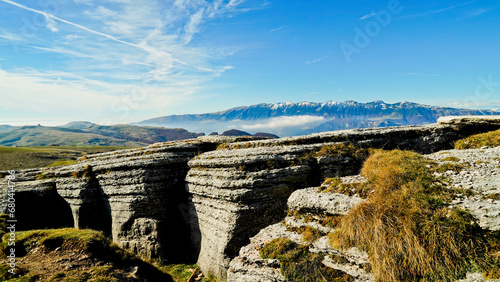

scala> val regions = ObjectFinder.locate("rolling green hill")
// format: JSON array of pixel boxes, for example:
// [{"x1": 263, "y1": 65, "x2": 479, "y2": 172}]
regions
[
  {"x1": 0, "y1": 123, "x2": 204, "y2": 170},
  {"x1": 0, "y1": 124, "x2": 203, "y2": 147}
]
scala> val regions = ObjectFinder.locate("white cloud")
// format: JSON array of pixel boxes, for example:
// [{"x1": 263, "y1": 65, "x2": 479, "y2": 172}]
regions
[
  {"x1": 0, "y1": 67, "x2": 208, "y2": 124},
  {"x1": 64, "y1": 34, "x2": 84, "y2": 40},
  {"x1": 359, "y1": 12, "x2": 377, "y2": 20},
  {"x1": 241, "y1": 116, "x2": 326, "y2": 130},
  {"x1": 73, "y1": 0, "x2": 94, "y2": 5},
  {"x1": 0, "y1": 0, "x2": 255, "y2": 124},
  {"x1": 0, "y1": 68, "x2": 115, "y2": 117},
  {"x1": 306, "y1": 56, "x2": 329, "y2": 64},
  {"x1": 227, "y1": 0, "x2": 245, "y2": 9},
  {"x1": 270, "y1": 26, "x2": 286, "y2": 33},
  {"x1": 184, "y1": 8, "x2": 206, "y2": 44},
  {"x1": 45, "y1": 15, "x2": 59, "y2": 32},
  {"x1": 0, "y1": 32, "x2": 23, "y2": 42}
]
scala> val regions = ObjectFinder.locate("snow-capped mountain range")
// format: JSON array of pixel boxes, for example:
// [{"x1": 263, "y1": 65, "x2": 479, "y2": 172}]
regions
[{"x1": 136, "y1": 100, "x2": 500, "y2": 137}]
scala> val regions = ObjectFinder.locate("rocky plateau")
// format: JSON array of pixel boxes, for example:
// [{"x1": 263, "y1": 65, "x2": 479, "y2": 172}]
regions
[{"x1": 1, "y1": 116, "x2": 499, "y2": 281}]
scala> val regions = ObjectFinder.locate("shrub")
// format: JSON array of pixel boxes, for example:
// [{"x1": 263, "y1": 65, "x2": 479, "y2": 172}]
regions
[
  {"x1": 35, "y1": 172, "x2": 53, "y2": 180},
  {"x1": 0, "y1": 214, "x2": 8, "y2": 241},
  {"x1": 435, "y1": 162, "x2": 468, "y2": 173},
  {"x1": 315, "y1": 143, "x2": 369, "y2": 160},
  {"x1": 71, "y1": 165, "x2": 93, "y2": 180}
]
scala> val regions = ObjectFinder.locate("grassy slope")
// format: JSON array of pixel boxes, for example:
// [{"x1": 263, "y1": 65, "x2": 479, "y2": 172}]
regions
[
  {"x1": 86, "y1": 124, "x2": 203, "y2": 144},
  {"x1": 0, "y1": 227, "x2": 174, "y2": 281},
  {"x1": 0, "y1": 217, "x2": 215, "y2": 282},
  {"x1": 455, "y1": 128, "x2": 500, "y2": 149},
  {"x1": 0, "y1": 126, "x2": 147, "y2": 147},
  {"x1": 0, "y1": 124, "x2": 203, "y2": 147},
  {"x1": 0, "y1": 146, "x2": 133, "y2": 171}
]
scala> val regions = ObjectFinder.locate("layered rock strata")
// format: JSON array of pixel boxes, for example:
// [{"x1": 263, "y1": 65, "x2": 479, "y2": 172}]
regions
[
  {"x1": 229, "y1": 145, "x2": 500, "y2": 281},
  {"x1": 228, "y1": 181, "x2": 373, "y2": 282},
  {"x1": 0, "y1": 116, "x2": 499, "y2": 281},
  {"x1": 0, "y1": 139, "x2": 227, "y2": 262},
  {"x1": 187, "y1": 117, "x2": 500, "y2": 279}
]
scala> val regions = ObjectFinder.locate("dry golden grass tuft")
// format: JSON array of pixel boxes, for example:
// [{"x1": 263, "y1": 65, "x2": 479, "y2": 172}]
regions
[
  {"x1": 320, "y1": 177, "x2": 372, "y2": 198},
  {"x1": 455, "y1": 129, "x2": 500, "y2": 149},
  {"x1": 315, "y1": 143, "x2": 370, "y2": 160},
  {"x1": 260, "y1": 238, "x2": 354, "y2": 281},
  {"x1": 329, "y1": 150, "x2": 499, "y2": 281},
  {"x1": 301, "y1": 226, "x2": 323, "y2": 243}
]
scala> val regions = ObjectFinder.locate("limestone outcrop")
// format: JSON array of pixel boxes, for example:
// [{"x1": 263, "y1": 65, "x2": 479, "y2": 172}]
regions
[
  {"x1": 0, "y1": 116, "x2": 499, "y2": 281},
  {"x1": 188, "y1": 117, "x2": 500, "y2": 279},
  {"x1": 1, "y1": 139, "x2": 226, "y2": 262},
  {"x1": 228, "y1": 145, "x2": 500, "y2": 282},
  {"x1": 228, "y1": 179, "x2": 373, "y2": 282},
  {"x1": 425, "y1": 146, "x2": 500, "y2": 231}
]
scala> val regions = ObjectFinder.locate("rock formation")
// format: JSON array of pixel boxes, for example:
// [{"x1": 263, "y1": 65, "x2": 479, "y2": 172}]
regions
[
  {"x1": 186, "y1": 117, "x2": 500, "y2": 279},
  {"x1": 1, "y1": 116, "x2": 499, "y2": 281},
  {"x1": 1, "y1": 140, "x2": 224, "y2": 262},
  {"x1": 228, "y1": 181, "x2": 374, "y2": 281},
  {"x1": 227, "y1": 145, "x2": 500, "y2": 282}
]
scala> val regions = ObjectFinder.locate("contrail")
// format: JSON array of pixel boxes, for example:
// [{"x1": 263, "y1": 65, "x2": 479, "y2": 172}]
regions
[
  {"x1": 0, "y1": 0, "x2": 143, "y2": 49},
  {"x1": 0, "y1": 0, "x2": 216, "y2": 73},
  {"x1": 399, "y1": 1, "x2": 477, "y2": 20}
]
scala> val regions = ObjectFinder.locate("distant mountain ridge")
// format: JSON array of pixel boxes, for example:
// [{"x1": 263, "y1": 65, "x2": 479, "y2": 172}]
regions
[
  {"x1": 3, "y1": 100, "x2": 499, "y2": 146},
  {"x1": 137, "y1": 100, "x2": 500, "y2": 136}
]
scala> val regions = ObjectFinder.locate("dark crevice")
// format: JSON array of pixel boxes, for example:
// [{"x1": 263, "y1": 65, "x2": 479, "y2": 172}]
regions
[
  {"x1": 14, "y1": 184, "x2": 74, "y2": 231},
  {"x1": 75, "y1": 169, "x2": 112, "y2": 237}
]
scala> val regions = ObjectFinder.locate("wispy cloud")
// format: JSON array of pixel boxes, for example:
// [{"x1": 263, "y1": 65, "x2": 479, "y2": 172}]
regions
[
  {"x1": 270, "y1": 26, "x2": 286, "y2": 33},
  {"x1": 184, "y1": 8, "x2": 206, "y2": 44},
  {"x1": 359, "y1": 12, "x2": 377, "y2": 20},
  {"x1": 398, "y1": 1, "x2": 476, "y2": 20},
  {"x1": 45, "y1": 15, "x2": 59, "y2": 32},
  {"x1": 0, "y1": 0, "x2": 255, "y2": 123},
  {"x1": 306, "y1": 56, "x2": 329, "y2": 64},
  {"x1": 0, "y1": 31, "x2": 22, "y2": 42},
  {"x1": 0, "y1": 66, "x2": 210, "y2": 124},
  {"x1": 0, "y1": 0, "x2": 148, "y2": 50}
]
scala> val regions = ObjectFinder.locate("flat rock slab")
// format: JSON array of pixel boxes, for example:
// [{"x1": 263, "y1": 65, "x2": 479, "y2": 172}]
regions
[
  {"x1": 426, "y1": 147, "x2": 500, "y2": 231},
  {"x1": 438, "y1": 115, "x2": 500, "y2": 125},
  {"x1": 288, "y1": 187, "x2": 364, "y2": 216}
]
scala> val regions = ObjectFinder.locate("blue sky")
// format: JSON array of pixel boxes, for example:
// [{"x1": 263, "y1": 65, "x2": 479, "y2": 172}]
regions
[{"x1": 0, "y1": 0, "x2": 499, "y2": 125}]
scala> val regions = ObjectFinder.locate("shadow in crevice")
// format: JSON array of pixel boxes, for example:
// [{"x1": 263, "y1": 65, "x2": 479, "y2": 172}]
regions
[
  {"x1": 14, "y1": 183, "x2": 74, "y2": 231},
  {"x1": 77, "y1": 172, "x2": 112, "y2": 237},
  {"x1": 305, "y1": 157, "x2": 322, "y2": 187},
  {"x1": 159, "y1": 165, "x2": 198, "y2": 264}
]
